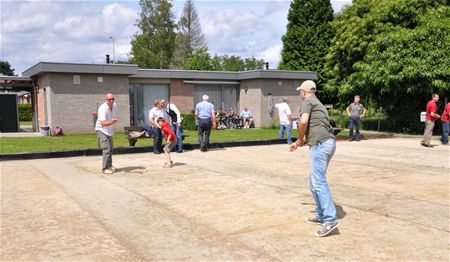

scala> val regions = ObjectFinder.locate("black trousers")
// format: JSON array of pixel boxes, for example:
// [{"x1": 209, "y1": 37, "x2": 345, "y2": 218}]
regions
[
  {"x1": 198, "y1": 118, "x2": 212, "y2": 148},
  {"x1": 153, "y1": 127, "x2": 163, "y2": 153}
]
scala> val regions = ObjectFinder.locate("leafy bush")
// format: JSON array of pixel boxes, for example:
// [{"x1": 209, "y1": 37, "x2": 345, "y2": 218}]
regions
[
  {"x1": 182, "y1": 113, "x2": 197, "y2": 130},
  {"x1": 18, "y1": 104, "x2": 32, "y2": 121}
]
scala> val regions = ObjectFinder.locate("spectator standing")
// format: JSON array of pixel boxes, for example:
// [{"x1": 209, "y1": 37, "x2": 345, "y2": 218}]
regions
[
  {"x1": 195, "y1": 94, "x2": 216, "y2": 152},
  {"x1": 157, "y1": 117, "x2": 177, "y2": 168},
  {"x1": 95, "y1": 93, "x2": 118, "y2": 174},
  {"x1": 346, "y1": 95, "x2": 366, "y2": 141},
  {"x1": 161, "y1": 99, "x2": 184, "y2": 153},
  {"x1": 240, "y1": 106, "x2": 253, "y2": 129},
  {"x1": 421, "y1": 94, "x2": 440, "y2": 147},
  {"x1": 275, "y1": 98, "x2": 293, "y2": 144},
  {"x1": 440, "y1": 101, "x2": 450, "y2": 145},
  {"x1": 290, "y1": 80, "x2": 338, "y2": 237},
  {"x1": 149, "y1": 100, "x2": 170, "y2": 154}
]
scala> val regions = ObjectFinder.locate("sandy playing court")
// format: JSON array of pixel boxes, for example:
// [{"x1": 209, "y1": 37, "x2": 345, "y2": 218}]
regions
[{"x1": 1, "y1": 138, "x2": 449, "y2": 260}]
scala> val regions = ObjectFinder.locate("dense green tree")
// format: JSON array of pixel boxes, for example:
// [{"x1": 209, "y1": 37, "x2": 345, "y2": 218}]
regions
[
  {"x1": 326, "y1": 0, "x2": 450, "y2": 132},
  {"x1": 183, "y1": 49, "x2": 265, "y2": 71},
  {"x1": 279, "y1": 0, "x2": 334, "y2": 101},
  {"x1": 0, "y1": 60, "x2": 15, "y2": 76},
  {"x1": 172, "y1": 0, "x2": 206, "y2": 68},
  {"x1": 130, "y1": 0, "x2": 176, "y2": 69}
]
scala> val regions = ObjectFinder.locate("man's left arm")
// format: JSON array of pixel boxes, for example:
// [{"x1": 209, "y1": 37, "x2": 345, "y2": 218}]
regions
[{"x1": 361, "y1": 105, "x2": 366, "y2": 118}]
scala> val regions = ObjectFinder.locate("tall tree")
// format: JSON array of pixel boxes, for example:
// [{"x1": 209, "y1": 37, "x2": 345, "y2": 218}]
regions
[
  {"x1": 172, "y1": 0, "x2": 206, "y2": 68},
  {"x1": 325, "y1": 0, "x2": 450, "y2": 133},
  {"x1": 0, "y1": 60, "x2": 15, "y2": 76},
  {"x1": 130, "y1": 0, "x2": 176, "y2": 69},
  {"x1": 183, "y1": 49, "x2": 265, "y2": 71},
  {"x1": 279, "y1": 0, "x2": 334, "y2": 100}
]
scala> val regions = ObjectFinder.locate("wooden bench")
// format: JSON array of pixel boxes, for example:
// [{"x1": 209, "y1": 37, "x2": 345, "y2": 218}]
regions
[{"x1": 124, "y1": 126, "x2": 152, "y2": 146}]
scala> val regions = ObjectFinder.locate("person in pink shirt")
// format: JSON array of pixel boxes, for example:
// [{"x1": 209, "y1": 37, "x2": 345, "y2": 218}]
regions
[
  {"x1": 440, "y1": 101, "x2": 450, "y2": 145},
  {"x1": 420, "y1": 94, "x2": 440, "y2": 147}
]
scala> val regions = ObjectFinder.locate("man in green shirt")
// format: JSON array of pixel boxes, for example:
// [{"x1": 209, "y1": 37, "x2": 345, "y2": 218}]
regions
[{"x1": 290, "y1": 80, "x2": 338, "y2": 237}]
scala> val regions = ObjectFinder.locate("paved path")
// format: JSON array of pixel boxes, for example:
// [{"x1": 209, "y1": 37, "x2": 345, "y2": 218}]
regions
[{"x1": 1, "y1": 138, "x2": 449, "y2": 260}]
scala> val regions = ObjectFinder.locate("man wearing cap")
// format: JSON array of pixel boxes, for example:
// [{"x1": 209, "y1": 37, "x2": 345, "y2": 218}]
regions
[
  {"x1": 95, "y1": 93, "x2": 118, "y2": 174},
  {"x1": 195, "y1": 94, "x2": 216, "y2": 152},
  {"x1": 161, "y1": 99, "x2": 184, "y2": 153},
  {"x1": 290, "y1": 80, "x2": 338, "y2": 237}
]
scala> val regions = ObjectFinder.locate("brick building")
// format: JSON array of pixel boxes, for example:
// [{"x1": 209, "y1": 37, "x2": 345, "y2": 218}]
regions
[{"x1": 23, "y1": 62, "x2": 316, "y2": 134}]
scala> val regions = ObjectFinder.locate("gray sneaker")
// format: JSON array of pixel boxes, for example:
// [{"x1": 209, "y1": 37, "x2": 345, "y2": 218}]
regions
[
  {"x1": 305, "y1": 217, "x2": 323, "y2": 225},
  {"x1": 314, "y1": 222, "x2": 338, "y2": 237},
  {"x1": 163, "y1": 162, "x2": 173, "y2": 168}
]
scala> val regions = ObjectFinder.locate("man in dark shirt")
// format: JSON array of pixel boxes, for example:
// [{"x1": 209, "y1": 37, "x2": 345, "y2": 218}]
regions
[{"x1": 290, "y1": 80, "x2": 338, "y2": 237}]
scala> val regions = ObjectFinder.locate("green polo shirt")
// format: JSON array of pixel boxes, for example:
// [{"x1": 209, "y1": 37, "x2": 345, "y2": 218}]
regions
[{"x1": 300, "y1": 96, "x2": 335, "y2": 146}]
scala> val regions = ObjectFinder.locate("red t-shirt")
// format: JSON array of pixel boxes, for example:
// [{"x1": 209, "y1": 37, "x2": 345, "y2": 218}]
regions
[
  {"x1": 441, "y1": 102, "x2": 450, "y2": 122},
  {"x1": 425, "y1": 100, "x2": 438, "y2": 121},
  {"x1": 160, "y1": 121, "x2": 177, "y2": 142}
]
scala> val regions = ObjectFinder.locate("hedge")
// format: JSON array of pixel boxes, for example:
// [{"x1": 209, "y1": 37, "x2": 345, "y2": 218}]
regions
[
  {"x1": 18, "y1": 104, "x2": 32, "y2": 121},
  {"x1": 182, "y1": 113, "x2": 197, "y2": 130}
]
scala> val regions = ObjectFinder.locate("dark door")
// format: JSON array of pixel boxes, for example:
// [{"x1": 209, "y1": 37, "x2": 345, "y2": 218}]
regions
[{"x1": 0, "y1": 94, "x2": 19, "y2": 132}]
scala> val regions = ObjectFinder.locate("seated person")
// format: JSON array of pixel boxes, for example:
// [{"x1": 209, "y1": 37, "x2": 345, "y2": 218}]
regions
[{"x1": 240, "y1": 106, "x2": 253, "y2": 129}]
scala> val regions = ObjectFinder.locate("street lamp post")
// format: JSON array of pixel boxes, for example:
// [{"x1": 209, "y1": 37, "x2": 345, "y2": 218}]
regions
[{"x1": 108, "y1": 36, "x2": 115, "y2": 64}]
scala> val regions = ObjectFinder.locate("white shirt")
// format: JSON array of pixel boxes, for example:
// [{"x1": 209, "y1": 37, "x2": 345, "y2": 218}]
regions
[
  {"x1": 167, "y1": 102, "x2": 182, "y2": 124},
  {"x1": 275, "y1": 102, "x2": 292, "y2": 125},
  {"x1": 149, "y1": 107, "x2": 169, "y2": 126},
  {"x1": 95, "y1": 102, "x2": 117, "y2": 136}
]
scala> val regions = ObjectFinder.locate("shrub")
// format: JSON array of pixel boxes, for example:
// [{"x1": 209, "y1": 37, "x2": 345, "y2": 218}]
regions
[
  {"x1": 18, "y1": 104, "x2": 32, "y2": 121},
  {"x1": 182, "y1": 113, "x2": 197, "y2": 130}
]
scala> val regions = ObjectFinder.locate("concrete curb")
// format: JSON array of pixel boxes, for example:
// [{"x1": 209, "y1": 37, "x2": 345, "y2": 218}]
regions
[{"x1": 0, "y1": 139, "x2": 289, "y2": 161}]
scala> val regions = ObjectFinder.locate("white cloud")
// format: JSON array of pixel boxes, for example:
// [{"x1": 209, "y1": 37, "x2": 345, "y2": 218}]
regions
[
  {"x1": 1, "y1": 1, "x2": 138, "y2": 75},
  {"x1": 1, "y1": 0, "x2": 352, "y2": 75}
]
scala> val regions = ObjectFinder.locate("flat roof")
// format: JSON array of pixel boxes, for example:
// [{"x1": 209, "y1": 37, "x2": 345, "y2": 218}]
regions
[
  {"x1": 22, "y1": 62, "x2": 317, "y2": 80},
  {"x1": 22, "y1": 62, "x2": 139, "y2": 78}
]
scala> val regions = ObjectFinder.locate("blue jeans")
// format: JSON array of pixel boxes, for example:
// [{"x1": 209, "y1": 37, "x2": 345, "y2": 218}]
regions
[
  {"x1": 278, "y1": 124, "x2": 292, "y2": 144},
  {"x1": 441, "y1": 121, "x2": 449, "y2": 144},
  {"x1": 349, "y1": 117, "x2": 360, "y2": 139},
  {"x1": 309, "y1": 138, "x2": 337, "y2": 223},
  {"x1": 171, "y1": 123, "x2": 184, "y2": 151}
]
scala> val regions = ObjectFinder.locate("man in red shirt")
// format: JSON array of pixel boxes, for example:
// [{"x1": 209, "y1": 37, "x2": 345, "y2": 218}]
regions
[
  {"x1": 440, "y1": 101, "x2": 450, "y2": 145},
  {"x1": 157, "y1": 117, "x2": 177, "y2": 168},
  {"x1": 420, "y1": 94, "x2": 440, "y2": 147}
]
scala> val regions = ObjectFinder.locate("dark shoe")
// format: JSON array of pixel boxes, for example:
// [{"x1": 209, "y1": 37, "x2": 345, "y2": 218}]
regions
[
  {"x1": 349, "y1": 138, "x2": 354, "y2": 142},
  {"x1": 305, "y1": 217, "x2": 323, "y2": 225},
  {"x1": 314, "y1": 222, "x2": 338, "y2": 237},
  {"x1": 177, "y1": 150, "x2": 184, "y2": 153},
  {"x1": 421, "y1": 143, "x2": 434, "y2": 148},
  {"x1": 154, "y1": 151, "x2": 161, "y2": 154},
  {"x1": 355, "y1": 138, "x2": 361, "y2": 142}
]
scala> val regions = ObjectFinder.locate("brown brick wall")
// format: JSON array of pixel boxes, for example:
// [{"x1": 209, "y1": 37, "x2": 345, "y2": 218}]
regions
[
  {"x1": 169, "y1": 79, "x2": 194, "y2": 113},
  {"x1": 46, "y1": 73, "x2": 130, "y2": 134}
]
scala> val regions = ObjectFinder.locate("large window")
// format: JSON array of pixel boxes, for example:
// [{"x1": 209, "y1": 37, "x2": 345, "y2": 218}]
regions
[
  {"x1": 193, "y1": 85, "x2": 237, "y2": 112},
  {"x1": 130, "y1": 83, "x2": 168, "y2": 126}
]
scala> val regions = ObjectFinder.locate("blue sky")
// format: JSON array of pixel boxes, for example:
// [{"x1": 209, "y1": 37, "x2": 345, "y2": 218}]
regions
[{"x1": 0, "y1": 0, "x2": 352, "y2": 75}]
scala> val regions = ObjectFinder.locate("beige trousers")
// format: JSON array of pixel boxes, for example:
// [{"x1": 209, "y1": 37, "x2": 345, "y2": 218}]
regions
[{"x1": 421, "y1": 120, "x2": 435, "y2": 145}]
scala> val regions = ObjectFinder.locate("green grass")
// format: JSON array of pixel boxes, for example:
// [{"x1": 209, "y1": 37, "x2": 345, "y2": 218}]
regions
[
  {"x1": 0, "y1": 128, "x2": 351, "y2": 154},
  {"x1": 20, "y1": 121, "x2": 33, "y2": 126},
  {"x1": 1, "y1": 129, "x2": 281, "y2": 154}
]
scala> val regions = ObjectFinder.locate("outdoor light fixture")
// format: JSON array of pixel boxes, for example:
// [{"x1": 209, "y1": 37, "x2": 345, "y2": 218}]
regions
[
  {"x1": 244, "y1": 86, "x2": 248, "y2": 94},
  {"x1": 108, "y1": 36, "x2": 115, "y2": 64}
]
